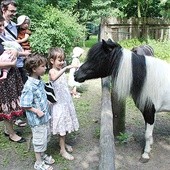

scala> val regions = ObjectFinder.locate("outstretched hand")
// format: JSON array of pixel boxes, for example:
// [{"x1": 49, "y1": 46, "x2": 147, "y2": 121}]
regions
[{"x1": 66, "y1": 64, "x2": 77, "y2": 70}]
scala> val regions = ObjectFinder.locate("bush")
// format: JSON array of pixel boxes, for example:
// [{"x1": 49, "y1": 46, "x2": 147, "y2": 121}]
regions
[
  {"x1": 29, "y1": 6, "x2": 86, "y2": 56},
  {"x1": 119, "y1": 38, "x2": 170, "y2": 61}
]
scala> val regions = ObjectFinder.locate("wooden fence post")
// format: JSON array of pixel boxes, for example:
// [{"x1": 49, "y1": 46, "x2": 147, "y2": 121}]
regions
[{"x1": 99, "y1": 77, "x2": 115, "y2": 170}]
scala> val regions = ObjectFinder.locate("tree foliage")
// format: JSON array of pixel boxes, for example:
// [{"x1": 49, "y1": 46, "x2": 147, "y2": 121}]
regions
[
  {"x1": 29, "y1": 6, "x2": 85, "y2": 55},
  {"x1": 14, "y1": 0, "x2": 169, "y2": 56}
]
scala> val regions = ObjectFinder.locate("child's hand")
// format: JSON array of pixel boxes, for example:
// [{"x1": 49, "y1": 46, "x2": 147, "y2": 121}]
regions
[
  {"x1": 11, "y1": 58, "x2": 17, "y2": 65},
  {"x1": 36, "y1": 110, "x2": 44, "y2": 117},
  {"x1": 23, "y1": 50, "x2": 31, "y2": 56},
  {"x1": 6, "y1": 49, "x2": 18, "y2": 60},
  {"x1": 66, "y1": 65, "x2": 76, "y2": 70}
]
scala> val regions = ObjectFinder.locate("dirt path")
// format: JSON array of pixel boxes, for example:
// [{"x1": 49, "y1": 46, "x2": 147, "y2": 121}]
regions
[
  {"x1": 116, "y1": 100, "x2": 170, "y2": 170},
  {"x1": 0, "y1": 78, "x2": 170, "y2": 170},
  {"x1": 0, "y1": 79, "x2": 101, "y2": 170}
]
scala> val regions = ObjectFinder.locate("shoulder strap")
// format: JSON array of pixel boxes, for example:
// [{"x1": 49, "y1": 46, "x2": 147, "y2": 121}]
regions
[
  {"x1": 0, "y1": 37, "x2": 4, "y2": 44},
  {"x1": 5, "y1": 27, "x2": 17, "y2": 39}
]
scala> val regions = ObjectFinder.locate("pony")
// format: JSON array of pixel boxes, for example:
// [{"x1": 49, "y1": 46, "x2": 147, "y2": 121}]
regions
[
  {"x1": 74, "y1": 39, "x2": 170, "y2": 162},
  {"x1": 131, "y1": 44, "x2": 154, "y2": 56}
]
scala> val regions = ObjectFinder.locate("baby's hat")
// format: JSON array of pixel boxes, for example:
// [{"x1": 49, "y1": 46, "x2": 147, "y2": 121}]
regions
[
  {"x1": 72, "y1": 47, "x2": 84, "y2": 58},
  {"x1": 16, "y1": 15, "x2": 30, "y2": 26}
]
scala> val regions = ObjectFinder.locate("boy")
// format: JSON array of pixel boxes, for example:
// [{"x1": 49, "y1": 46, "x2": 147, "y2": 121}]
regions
[{"x1": 20, "y1": 54, "x2": 55, "y2": 170}]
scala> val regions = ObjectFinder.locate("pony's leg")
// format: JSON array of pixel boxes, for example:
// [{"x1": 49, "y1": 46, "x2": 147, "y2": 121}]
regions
[
  {"x1": 140, "y1": 104, "x2": 156, "y2": 162},
  {"x1": 141, "y1": 123, "x2": 154, "y2": 160}
]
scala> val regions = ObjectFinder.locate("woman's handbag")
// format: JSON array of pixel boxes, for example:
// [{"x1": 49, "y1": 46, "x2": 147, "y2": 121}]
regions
[{"x1": 44, "y1": 82, "x2": 57, "y2": 103}]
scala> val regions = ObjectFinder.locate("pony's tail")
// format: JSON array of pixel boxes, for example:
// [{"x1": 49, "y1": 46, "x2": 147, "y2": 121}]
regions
[{"x1": 113, "y1": 49, "x2": 133, "y2": 100}]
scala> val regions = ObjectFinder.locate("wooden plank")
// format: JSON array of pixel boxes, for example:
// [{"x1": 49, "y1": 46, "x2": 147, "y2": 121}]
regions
[{"x1": 99, "y1": 77, "x2": 115, "y2": 170}]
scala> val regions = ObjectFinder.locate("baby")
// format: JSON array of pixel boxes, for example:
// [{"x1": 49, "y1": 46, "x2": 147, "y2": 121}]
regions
[{"x1": 0, "y1": 41, "x2": 22, "y2": 80}]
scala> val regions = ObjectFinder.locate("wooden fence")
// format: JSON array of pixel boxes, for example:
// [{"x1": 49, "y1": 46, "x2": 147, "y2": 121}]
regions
[{"x1": 99, "y1": 17, "x2": 170, "y2": 41}]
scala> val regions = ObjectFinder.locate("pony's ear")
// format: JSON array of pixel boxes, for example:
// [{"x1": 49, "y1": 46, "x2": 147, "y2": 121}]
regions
[
  {"x1": 102, "y1": 39, "x2": 120, "y2": 52},
  {"x1": 102, "y1": 39, "x2": 108, "y2": 49}
]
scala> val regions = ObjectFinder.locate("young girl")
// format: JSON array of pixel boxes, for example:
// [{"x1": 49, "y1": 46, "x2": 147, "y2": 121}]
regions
[
  {"x1": 48, "y1": 47, "x2": 79, "y2": 160},
  {"x1": 20, "y1": 54, "x2": 55, "y2": 170},
  {"x1": 68, "y1": 47, "x2": 84, "y2": 98}
]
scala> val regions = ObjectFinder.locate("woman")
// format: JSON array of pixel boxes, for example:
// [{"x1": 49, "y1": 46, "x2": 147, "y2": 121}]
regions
[{"x1": 0, "y1": 15, "x2": 26, "y2": 143}]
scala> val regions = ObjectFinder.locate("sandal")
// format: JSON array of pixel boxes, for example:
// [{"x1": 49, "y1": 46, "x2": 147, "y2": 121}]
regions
[
  {"x1": 73, "y1": 94, "x2": 80, "y2": 98},
  {"x1": 65, "y1": 144, "x2": 73, "y2": 152},
  {"x1": 34, "y1": 161, "x2": 53, "y2": 170},
  {"x1": 42, "y1": 154, "x2": 55, "y2": 165},
  {"x1": 60, "y1": 151, "x2": 74, "y2": 160},
  {"x1": 14, "y1": 119, "x2": 27, "y2": 127},
  {"x1": 3, "y1": 130, "x2": 22, "y2": 137}
]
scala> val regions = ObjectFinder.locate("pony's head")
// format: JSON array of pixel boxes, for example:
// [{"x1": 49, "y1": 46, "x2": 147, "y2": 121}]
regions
[{"x1": 74, "y1": 39, "x2": 122, "y2": 82}]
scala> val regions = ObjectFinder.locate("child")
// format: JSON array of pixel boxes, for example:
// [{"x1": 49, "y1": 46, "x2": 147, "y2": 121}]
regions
[
  {"x1": 20, "y1": 54, "x2": 55, "y2": 170},
  {"x1": 16, "y1": 15, "x2": 31, "y2": 51},
  {"x1": 68, "y1": 47, "x2": 84, "y2": 98},
  {"x1": 48, "y1": 47, "x2": 79, "y2": 160},
  {"x1": 0, "y1": 41, "x2": 22, "y2": 80}
]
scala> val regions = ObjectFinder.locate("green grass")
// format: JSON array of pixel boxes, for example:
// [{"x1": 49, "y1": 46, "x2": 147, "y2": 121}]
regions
[
  {"x1": 79, "y1": 35, "x2": 98, "y2": 62},
  {"x1": 120, "y1": 38, "x2": 170, "y2": 61},
  {"x1": 85, "y1": 35, "x2": 98, "y2": 48}
]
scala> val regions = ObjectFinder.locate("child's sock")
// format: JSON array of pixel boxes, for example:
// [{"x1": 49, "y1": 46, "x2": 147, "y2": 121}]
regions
[{"x1": 0, "y1": 70, "x2": 8, "y2": 80}]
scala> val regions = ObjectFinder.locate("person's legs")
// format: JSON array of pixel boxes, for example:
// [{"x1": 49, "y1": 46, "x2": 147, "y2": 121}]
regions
[
  {"x1": 32, "y1": 124, "x2": 54, "y2": 169},
  {"x1": 72, "y1": 86, "x2": 77, "y2": 95},
  {"x1": 0, "y1": 69, "x2": 9, "y2": 80},
  {"x1": 71, "y1": 86, "x2": 80, "y2": 98},
  {"x1": 59, "y1": 135, "x2": 74, "y2": 160},
  {"x1": 4, "y1": 119, "x2": 26, "y2": 142},
  {"x1": 34, "y1": 152, "x2": 53, "y2": 170},
  {"x1": 35, "y1": 152, "x2": 42, "y2": 163},
  {"x1": 18, "y1": 67, "x2": 28, "y2": 84}
]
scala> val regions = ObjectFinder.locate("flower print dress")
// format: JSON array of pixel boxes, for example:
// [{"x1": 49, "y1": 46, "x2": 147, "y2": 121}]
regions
[
  {"x1": 0, "y1": 67, "x2": 23, "y2": 121},
  {"x1": 50, "y1": 72, "x2": 79, "y2": 136}
]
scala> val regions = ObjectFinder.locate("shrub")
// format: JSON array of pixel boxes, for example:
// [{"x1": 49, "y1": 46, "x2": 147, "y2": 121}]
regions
[
  {"x1": 119, "y1": 38, "x2": 170, "y2": 61},
  {"x1": 29, "y1": 6, "x2": 86, "y2": 56}
]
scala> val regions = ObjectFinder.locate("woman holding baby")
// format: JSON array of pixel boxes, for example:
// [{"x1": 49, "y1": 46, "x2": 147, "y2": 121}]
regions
[{"x1": 0, "y1": 14, "x2": 26, "y2": 143}]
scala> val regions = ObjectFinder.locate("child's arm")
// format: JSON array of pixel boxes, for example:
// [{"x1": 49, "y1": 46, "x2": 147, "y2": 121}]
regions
[
  {"x1": 49, "y1": 65, "x2": 75, "y2": 81},
  {"x1": 22, "y1": 107, "x2": 44, "y2": 117},
  {"x1": 18, "y1": 50, "x2": 31, "y2": 56},
  {"x1": 16, "y1": 33, "x2": 30, "y2": 43},
  {"x1": 20, "y1": 88, "x2": 44, "y2": 117}
]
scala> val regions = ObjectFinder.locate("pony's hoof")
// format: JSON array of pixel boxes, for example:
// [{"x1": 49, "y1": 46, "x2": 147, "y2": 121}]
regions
[{"x1": 139, "y1": 157, "x2": 150, "y2": 163}]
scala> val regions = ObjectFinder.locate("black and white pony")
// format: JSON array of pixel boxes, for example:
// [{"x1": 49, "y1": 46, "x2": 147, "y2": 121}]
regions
[
  {"x1": 131, "y1": 44, "x2": 154, "y2": 56},
  {"x1": 74, "y1": 39, "x2": 170, "y2": 162}
]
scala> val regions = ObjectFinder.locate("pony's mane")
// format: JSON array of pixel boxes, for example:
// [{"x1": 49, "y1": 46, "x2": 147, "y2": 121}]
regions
[
  {"x1": 86, "y1": 42, "x2": 106, "y2": 62},
  {"x1": 113, "y1": 49, "x2": 133, "y2": 100}
]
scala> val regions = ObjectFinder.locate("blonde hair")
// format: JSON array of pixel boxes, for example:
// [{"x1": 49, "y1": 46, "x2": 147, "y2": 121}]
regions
[{"x1": 48, "y1": 47, "x2": 65, "y2": 68}]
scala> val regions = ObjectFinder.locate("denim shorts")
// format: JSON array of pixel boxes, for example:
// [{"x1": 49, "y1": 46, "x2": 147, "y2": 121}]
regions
[{"x1": 31, "y1": 122, "x2": 51, "y2": 153}]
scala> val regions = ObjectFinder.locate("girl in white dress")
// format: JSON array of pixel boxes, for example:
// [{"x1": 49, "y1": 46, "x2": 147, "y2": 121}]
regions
[
  {"x1": 48, "y1": 47, "x2": 79, "y2": 160},
  {"x1": 68, "y1": 47, "x2": 84, "y2": 98}
]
